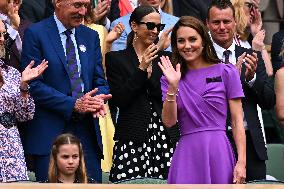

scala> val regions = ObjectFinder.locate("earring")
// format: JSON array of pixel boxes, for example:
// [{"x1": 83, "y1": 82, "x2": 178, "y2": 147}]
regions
[{"x1": 134, "y1": 32, "x2": 138, "y2": 42}]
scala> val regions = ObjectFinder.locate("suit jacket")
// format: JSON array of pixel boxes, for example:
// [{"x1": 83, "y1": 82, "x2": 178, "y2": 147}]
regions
[
  {"x1": 271, "y1": 30, "x2": 284, "y2": 74},
  {"x1": 176, "y1": 0, "x2": 212, "y2": 23},
  {"x1": 235, "y1": 45, "x2": 275, "y2": 161},
  {"x1": 105, "y1": 45, "x2": 180, "y2": 142},
  {"x1": 20, "y1": 16, "x2": 109, "y2": 155},
  {"x1": 110, "y1": 11, "x2": 179, "y2": 51},
  {"x1": 7, "y1": 19, "x2": 32, "y2": 71},
  {"x1": 19, "y1": 0, "x2": 52, "y2": 23}
]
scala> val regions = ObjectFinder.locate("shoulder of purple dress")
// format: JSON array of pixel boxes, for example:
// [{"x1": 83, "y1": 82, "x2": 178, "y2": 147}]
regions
[
  {"x1": 223, "y1": 63, "x2": 238, "y2": 73},
  {"x1": 221, "y1": 63, "x2": 240, "y2": 80}
]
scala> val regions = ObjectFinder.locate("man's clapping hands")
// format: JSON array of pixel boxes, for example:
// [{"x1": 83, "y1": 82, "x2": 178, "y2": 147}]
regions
[{"x1": 74, "y1": 88, "x2": 112, "y2": 118}]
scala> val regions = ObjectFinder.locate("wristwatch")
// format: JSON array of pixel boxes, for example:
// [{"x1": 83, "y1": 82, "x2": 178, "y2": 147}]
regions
[{"x1": 19, "y1": 84, "x2": 30, "y2": 93}]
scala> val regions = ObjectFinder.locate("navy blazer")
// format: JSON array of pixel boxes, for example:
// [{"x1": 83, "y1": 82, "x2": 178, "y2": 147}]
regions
[
  {"x1": 20, "y1": 16, "x2": 109, "y2": 155},
  {"x1": 234, "y1": 45, "x2": 275, "y2": 161}
]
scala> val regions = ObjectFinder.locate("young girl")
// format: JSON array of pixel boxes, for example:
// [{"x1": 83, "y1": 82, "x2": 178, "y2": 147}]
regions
[{"x1": 46, "y1": 133, "x2": 95, "y2": 183}]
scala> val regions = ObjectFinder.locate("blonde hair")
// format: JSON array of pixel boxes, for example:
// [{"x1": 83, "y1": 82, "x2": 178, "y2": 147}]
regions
[
  {"x1": 161, "y1": 0, "x2": 173, "y2": 15},
  {"x1": 231, "y1": 0, "x2": 249, "y2": 40},
  {"x1": 48, "y1": 133, "x2": 88, "y2": 183}
]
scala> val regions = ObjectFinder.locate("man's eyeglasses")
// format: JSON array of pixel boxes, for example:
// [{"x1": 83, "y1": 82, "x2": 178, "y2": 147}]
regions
[
  {"x1": 68, "y1": 2, "x2": 89, "y2": 9},
  {"x1": 244, "y1": 2, "x2": 256, "y2": 10},
  {"x1": 138, "y1": 22, "x2": 165, "y2": 32}
]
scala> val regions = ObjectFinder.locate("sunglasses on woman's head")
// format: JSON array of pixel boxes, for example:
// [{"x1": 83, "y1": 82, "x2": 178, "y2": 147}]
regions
[{"x1": 138, "y1": 22, "x2": 165, "y2": 32}]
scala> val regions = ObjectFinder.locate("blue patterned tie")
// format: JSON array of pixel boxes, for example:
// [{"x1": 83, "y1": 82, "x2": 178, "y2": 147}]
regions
[
  {"x1": 65, "y1": 29, "x2": 83, "y2": 98},
  {"x1": 223, "y1": 50, "x2": 231, "y2": 64}
]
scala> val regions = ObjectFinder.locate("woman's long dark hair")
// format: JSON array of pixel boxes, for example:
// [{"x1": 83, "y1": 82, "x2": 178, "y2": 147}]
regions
[
  {"x1": 126, "y1": 5, "x2": 159, "y2": 47},
  {"x1": 0, "y1": 20, "x2": 8, "y2": 70},
  {"x1": 171, "y1": 16, "x2": 220, "y2": 78}
]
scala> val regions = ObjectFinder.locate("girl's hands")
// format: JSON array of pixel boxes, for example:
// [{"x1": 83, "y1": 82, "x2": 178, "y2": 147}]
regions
[{"x1": 158, "y1": 56, "x2": 181, "y2": 88}]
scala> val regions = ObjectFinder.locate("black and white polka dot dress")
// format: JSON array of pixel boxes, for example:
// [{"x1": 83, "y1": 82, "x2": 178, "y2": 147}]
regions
[{"x1": 109, "y1": 102, "x2": 176, "y2": 183}]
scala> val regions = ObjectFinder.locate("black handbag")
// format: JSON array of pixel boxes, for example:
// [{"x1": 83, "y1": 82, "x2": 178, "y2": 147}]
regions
[{"x1": 0, "y1": 111, "x2": 17, "y2": 129}]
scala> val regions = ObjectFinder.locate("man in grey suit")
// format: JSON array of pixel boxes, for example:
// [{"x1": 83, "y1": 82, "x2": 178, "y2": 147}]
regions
[{"x1": 110, "y1": 0, "x2": 178, "y2": 52}]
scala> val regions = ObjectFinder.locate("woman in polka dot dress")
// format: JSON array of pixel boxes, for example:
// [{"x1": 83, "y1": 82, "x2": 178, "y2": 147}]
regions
[{"x1": 105, "y1": 6, "x2": 179, "y2": 183}]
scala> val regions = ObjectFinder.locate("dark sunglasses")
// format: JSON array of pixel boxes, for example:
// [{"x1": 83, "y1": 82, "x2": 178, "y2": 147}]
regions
[{"x1": 138, "y1": 22, "x2": 165, "y2": 32}]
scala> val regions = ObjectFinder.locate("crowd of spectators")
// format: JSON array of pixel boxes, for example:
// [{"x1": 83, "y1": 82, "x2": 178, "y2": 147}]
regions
[{"x1": 0, "y1": 0, "x2": 283, "y2": 184}]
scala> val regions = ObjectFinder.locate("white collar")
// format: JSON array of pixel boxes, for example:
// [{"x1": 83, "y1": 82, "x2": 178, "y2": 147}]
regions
[
  {"x1": 212, "y1": 39, "x2": 236, "y2": 60},
  {"x1": 53, "y1": 13, "x2": 76, "y2": 35},
  {"x1": 209, "y1": 31, "x2": 237, "y2": 64},
  {"x1": 0, "y1": 13, "x2": 10, "y2": 24}
]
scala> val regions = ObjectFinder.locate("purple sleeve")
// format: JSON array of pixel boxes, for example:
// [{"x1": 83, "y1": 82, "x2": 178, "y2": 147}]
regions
[
  {"x1": 223, "y1": 64, "x2": 244, "y2": 99},
  {"x1": 160, "y1": 76, "x2": 169, "y2": 102}
]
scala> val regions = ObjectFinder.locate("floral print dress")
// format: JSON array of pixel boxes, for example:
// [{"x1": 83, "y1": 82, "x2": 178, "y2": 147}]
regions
[{"x1": 0, "y1": 62, "x2": 35, "y2": 182}]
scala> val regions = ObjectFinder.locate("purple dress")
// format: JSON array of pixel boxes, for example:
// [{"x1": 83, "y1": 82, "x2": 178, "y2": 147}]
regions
[{"x1": 161, "y1": 63, "x2": 244, "y2": 184}]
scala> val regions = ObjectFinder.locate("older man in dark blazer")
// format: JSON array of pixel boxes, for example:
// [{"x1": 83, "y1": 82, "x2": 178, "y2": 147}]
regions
[{"x1": 207, "y1": 0, "x2": 275, "y2": 182}]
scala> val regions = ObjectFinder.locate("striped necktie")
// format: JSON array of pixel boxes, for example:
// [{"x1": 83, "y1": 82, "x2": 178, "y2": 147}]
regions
[
  {"x1": 65, "y1": 29, "x2": 83, "y2": 98},
  {"x1": 223, "y1": 50, "x2": 231, "y2": 64}
]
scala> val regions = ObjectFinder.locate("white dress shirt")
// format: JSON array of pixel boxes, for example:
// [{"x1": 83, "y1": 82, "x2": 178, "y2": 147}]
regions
[{"x1": 54, "y1": 14, "x2": 84, "y2": 92}]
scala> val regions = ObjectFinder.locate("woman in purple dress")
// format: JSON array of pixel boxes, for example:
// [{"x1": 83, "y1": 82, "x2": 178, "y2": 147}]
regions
[
  {"x1": 0, "y1": 20, "x2": 48, "y2": 182},
  {"x1": 158, "y1": 16, "x2": 246, "y2": 184}
]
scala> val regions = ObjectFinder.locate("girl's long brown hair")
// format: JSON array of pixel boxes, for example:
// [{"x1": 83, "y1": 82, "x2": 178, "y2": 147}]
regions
[{"x1": 48, "y1": 133, "x2": 88, "y2": 183}]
